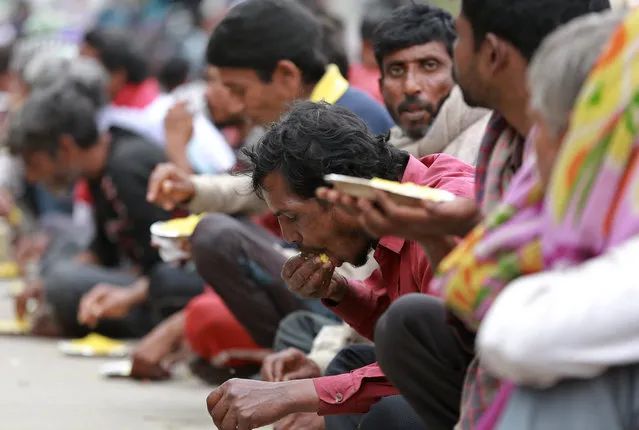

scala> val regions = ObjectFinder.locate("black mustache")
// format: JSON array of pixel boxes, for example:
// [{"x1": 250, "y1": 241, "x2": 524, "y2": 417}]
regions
[{"x1": 398, "y1": 97, "x2": 435, "y2": 115}]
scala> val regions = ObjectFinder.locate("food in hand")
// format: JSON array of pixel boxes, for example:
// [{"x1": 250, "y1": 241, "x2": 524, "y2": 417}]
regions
[{"x1": 319, "y1": 253, "x2": 329, "y2": 263}]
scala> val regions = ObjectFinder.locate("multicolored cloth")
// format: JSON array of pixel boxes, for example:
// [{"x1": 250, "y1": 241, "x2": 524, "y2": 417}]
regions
[
  {"x1": 434, "y1": 8, "x2": 639, "y2": 330},
  {"x1": 435, "y1": 8, "x2": 639, "y2": 429},
  {"x1": 473, "y1": 113, "x2": 525, "y2": 213}
]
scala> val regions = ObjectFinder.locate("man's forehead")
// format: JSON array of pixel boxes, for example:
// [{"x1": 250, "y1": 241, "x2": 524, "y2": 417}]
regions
[
  {"x1": 384, "y1": 41, "x2": 450, "y2": 64},
  {"x1": 262, "y1": 172, "x2": 306, "y2": 212},
  {"x1": 217, "y1": 67, "x2": 259, "y2": 84}
]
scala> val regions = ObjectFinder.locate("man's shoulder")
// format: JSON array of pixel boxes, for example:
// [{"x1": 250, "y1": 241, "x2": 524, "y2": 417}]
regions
[
  {"x1": 416, "y1": 154, "x2": 476, "y2": 199},
  {"x1": 335, "y1": 87, "x2": 395, "y2": 135},
  {"x1": 107, "y1": 128, "x2": 166, "y2": 177}
]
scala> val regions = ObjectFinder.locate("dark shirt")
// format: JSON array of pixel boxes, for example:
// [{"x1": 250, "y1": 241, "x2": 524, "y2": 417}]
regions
[{"x1": 88, "y1": 127, "x2": 170, "y2": 273}]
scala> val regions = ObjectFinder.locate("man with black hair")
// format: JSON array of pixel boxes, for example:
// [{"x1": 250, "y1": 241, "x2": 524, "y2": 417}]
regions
[
  {"x1": 373, "y1": 3, "x2": 489, "y2": 164},
  {"x1": 204, "y1": 100, "x2": 475, "y2": 430},
  {"x1": 205, "y1": 0, "x2": 394, "y2": 133},
  {"x1": 9, "y1": 82, "x2": 205, "y2": 343},
  {"x1": 81, "y1": 26, "x2": 236, "y2": 174},
  {"x1": 317, "y1": 0, "x2": 612, "y2": 429},
  {"x1": 158, "y1": 56, "x2": 191, "y2": 93},
  {"x1": 80, "y1": 28, "x2": 155, "y2": 102}
]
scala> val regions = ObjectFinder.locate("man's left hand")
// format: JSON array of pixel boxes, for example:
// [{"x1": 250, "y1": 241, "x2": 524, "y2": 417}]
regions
[{"x1": 206, "y1": 379, "x2": 319, "y2": 430}]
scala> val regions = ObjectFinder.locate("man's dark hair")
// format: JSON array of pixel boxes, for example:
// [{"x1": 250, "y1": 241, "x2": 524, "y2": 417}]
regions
[
  {"x1": 158, "y1": 56, "x2": 190, "y2": 92},
  {"x1": 247, "y1": 101, "x2": 409, "y2": 199},
  {"x1": 206, "y1": 0, "x2": 327, "y2": 84},
  {"x1": 319, "y1": 15, "x2": 350, "y2": 78},
  {"x1": 461, "y1": 0, "x2": 611, "y2": 61},
  {"x1": 10, "y1": 84, "x2": 99, "y2": 155},
  {"x1": 83, "y1": 27, "x2": 149, "y2": 83},
  {"x1": 373, "y1": 3, "x2": 455, "y2": 70}
]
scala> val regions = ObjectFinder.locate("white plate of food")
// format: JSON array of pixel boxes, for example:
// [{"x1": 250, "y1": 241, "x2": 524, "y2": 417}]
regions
[
  {"x1": 150, "y1": 214, "x2": 202, "y2": 262},
  {"x1": 323, "y1": 174, "x2": 455, "y2": 207}
]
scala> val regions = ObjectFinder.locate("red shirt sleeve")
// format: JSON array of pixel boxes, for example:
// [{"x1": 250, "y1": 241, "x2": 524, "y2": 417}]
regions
[
  {"x1": 313, "y1": 362, "x2": 398, "y2": 415},
  {"x1": 323, "y1": 270, "x2": 390, "y2": 340}
]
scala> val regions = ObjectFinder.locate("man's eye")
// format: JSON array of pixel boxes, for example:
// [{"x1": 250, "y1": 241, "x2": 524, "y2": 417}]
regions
[
  {"x1": 422, "y1": 60, "x2": 440, "y2": 72},
  {"x1": 388, "y1": 66, "x2": 404, "y2": 78}
]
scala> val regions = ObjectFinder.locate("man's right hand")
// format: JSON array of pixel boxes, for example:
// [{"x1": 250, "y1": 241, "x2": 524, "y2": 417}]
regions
[
  {"x1": 77, "y1": 283, "x2": 136, "y2": 329},
  {"x1": 146, "y1": 163, "x2": 196, "y2": 211},
  {"x1": 261, "y1": 348, "x2": 322, "y2": 382},
  {"x1": 281, "y1": 254, "x2": 348, "y2": 303},
  {"x1": 317, "y1": 187, "x2": 482, "y2": 239}
]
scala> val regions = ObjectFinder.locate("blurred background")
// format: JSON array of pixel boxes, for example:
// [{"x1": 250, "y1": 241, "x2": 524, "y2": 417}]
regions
[{"x1": 0, "y1": 0, "x2": 462, "y2": 81}]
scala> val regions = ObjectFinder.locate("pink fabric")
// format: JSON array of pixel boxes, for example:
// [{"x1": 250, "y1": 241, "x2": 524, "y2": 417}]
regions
[
  {"x1": 348, "y1": 64, "x2": 383, "y2": 104},
  {"x1": 475, "y1": 382, "x2": 515, "y2": 430}
]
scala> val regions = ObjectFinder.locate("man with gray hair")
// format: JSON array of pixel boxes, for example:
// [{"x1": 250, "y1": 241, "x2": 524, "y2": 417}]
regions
[{"x1": 476, "y1": 9, "x2": 634, "y2": 430}]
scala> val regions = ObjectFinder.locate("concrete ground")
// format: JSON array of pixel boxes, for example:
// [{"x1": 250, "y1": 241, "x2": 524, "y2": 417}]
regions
[{"x1": 0, "y1": 279, "x2": 271, "y2": 430}]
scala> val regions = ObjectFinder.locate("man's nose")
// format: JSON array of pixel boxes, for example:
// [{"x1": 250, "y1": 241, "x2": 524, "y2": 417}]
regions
[
  {"x1": 280, "y1": 222, "x2": 303, "y2": 246},
  {"x1": 404, "y1": 72, "x2": 421, "y2": 96}
]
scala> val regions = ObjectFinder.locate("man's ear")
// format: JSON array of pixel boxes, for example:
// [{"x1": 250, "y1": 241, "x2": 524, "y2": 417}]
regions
[
  {"x1": 272, "y1": 59, "x2": 303, "y2": 97},
  {"x1": 57, "y1": 134, "x2": 77, "y2": 160},
  {"x1": 484, "y1": 33, "x2": 509, "y2": 74}
]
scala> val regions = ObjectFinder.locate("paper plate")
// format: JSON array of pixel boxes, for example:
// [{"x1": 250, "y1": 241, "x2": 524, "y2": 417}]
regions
[
  {"x1": 324, "y1": 174, "x2": 455, "y2": 207},
  {"x1": 99, "y1": 360, "x2": 133, "y2": 378},
  {"x1": 150, "y1": 214, "x2": 203, "y2": 240},
  {"x1": 58, "y1": 333, "x2": 128, "y2": 357},
  {"x1": 0, "y1": 318, "x2": 31, "y2": 335}
]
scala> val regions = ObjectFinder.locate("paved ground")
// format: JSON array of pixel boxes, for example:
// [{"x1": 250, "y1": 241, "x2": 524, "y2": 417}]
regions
[{"x1": 0, "y1": 279, "x2": 270, "y2": 430}]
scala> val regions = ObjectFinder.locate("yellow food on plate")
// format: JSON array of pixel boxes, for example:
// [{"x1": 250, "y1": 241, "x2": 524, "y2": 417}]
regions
[
  {"x1": 64, "y1": 333, "x2": 127, "y2": 356},
  {"x1": 319, "y1": 253, "x2": 329, "y2": 263},
  {"x1": 157, "y1": 214, "x2": 203, "y2": 237},
  {"x1": 370, "y1": 178, "x2": 453, "y2": 201},
  {"x1": 0, "y1": 262, "x2": 20, "y2": 279}
]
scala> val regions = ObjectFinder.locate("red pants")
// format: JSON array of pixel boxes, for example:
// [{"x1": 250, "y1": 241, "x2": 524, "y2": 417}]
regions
[{"x1": 184, "y1": 288, "x2": 262, "y2": 367}]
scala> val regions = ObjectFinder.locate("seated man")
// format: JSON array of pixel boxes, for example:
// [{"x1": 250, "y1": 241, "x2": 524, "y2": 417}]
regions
[
  {"x1": 9, "y1": 80, "x2": 205, "y2": 339},
  {"x1": 147, "y1": 0, "x2": 396, "y2": 355},
  {"x1": 204, "y1": 100, "x2": 476, "y2": 430},
  {"x1": 473, "y1": 10, "x2": 637, "y2": 430},
  {"x1": 259, "y1": 2, "x2": 491, "y2": 397},
  {"x1": 374, "y1": 3, "x2": 489, "y2": 164},
  {"x1": 315, "y1": 2, "x2": 613, "y2": 429}
]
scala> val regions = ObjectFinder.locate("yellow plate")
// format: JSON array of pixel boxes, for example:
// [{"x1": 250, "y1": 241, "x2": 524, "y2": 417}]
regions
[
  {"x1": 0, "y1": 318, "x2": 31, "y2": 335},
  {"x1": 58, "y1": 333, "x2": 128, "y2": 357}
]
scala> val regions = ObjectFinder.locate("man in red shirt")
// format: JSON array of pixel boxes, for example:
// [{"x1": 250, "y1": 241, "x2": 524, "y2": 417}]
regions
[{"x1": 205, "y1": 100, "x2": 475, "y2": 430}]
